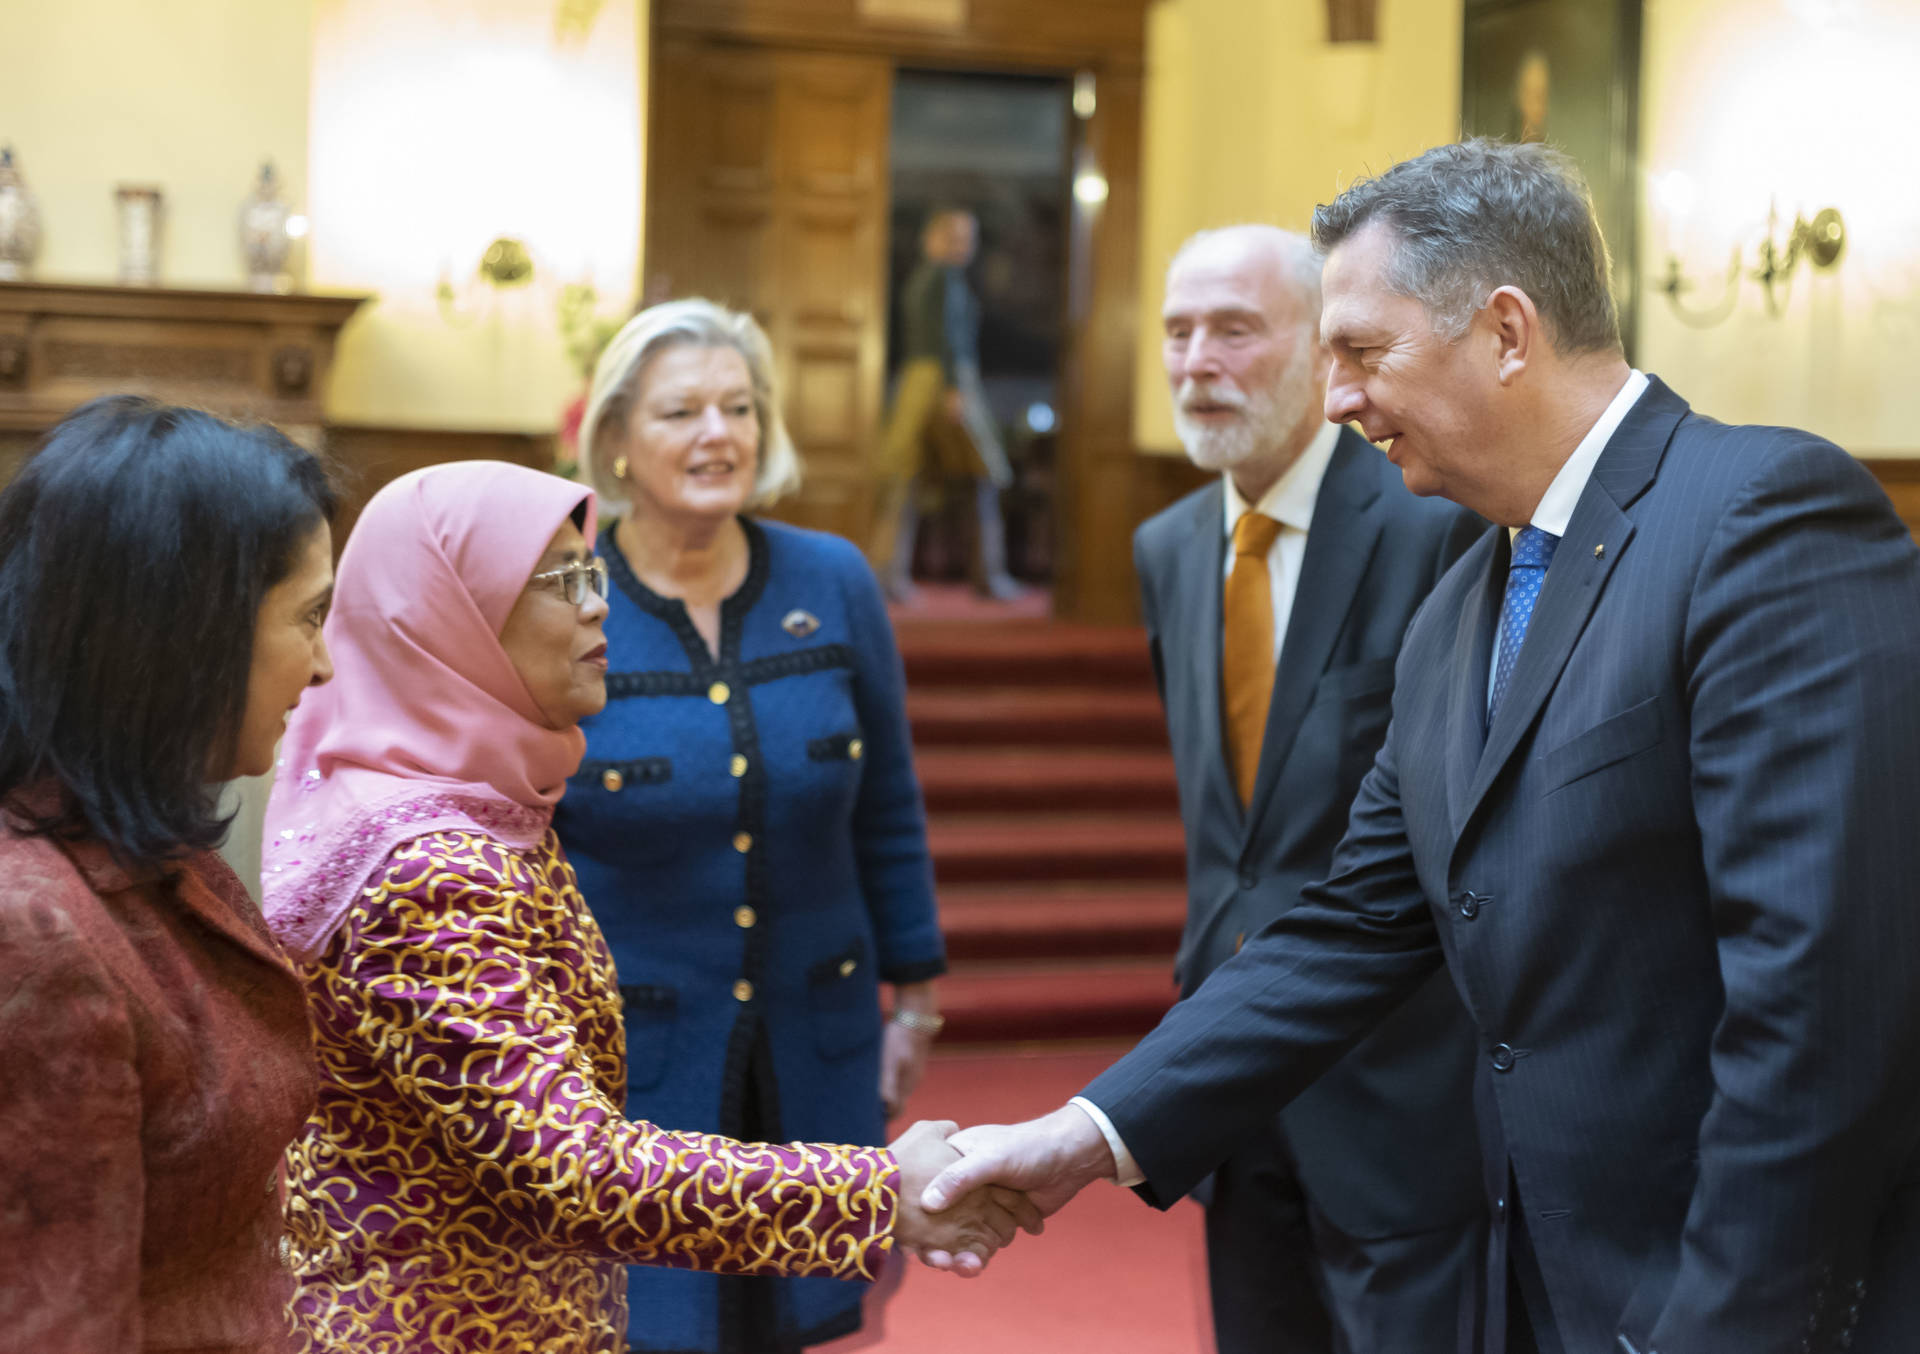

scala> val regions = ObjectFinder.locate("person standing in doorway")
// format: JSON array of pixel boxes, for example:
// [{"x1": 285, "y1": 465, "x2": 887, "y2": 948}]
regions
[
  {"x1": 871, "y1": 207, "x2": 1020, "y2": 603},
  {"x1": 1138, "y1": 224, "x2": 1485, "y2": 1353}
]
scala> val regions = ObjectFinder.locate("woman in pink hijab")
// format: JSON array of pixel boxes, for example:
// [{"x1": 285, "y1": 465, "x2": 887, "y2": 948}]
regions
[{"x1": 263, "y1": 463, "x2": 1029, "y2": 1354}]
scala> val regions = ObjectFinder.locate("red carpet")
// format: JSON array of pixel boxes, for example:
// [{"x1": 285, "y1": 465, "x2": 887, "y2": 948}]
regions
[
  {"x1": 819, "y1": 1045, "x2": 1214, "y2": 1354},
  {"x1": 892, "y1": 608, "x2": 1186, "y2": 1044}
]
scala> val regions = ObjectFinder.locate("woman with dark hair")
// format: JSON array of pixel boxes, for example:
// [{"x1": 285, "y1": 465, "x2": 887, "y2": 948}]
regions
[
  {"x1": 0, "y1": 396, "x2": 337, "y2": 1353},
  {"x1": 262, "y1": 461, "x2": 1028, "y2": 1354}
]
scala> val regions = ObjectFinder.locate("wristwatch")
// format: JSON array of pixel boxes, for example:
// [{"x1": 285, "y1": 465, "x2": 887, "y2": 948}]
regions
[{"x1": 890, "y1": 1009, "x2": 946, "y2": 1036}]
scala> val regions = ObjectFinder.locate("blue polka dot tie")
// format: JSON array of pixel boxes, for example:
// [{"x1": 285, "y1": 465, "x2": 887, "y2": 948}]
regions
[{"x1": 1489, "y1": 526, "x2": 1559, "y2": 724}]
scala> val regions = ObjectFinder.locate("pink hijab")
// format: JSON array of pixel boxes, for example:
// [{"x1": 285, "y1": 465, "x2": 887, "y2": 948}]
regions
[{"x1": 262, "y1": 461, "x2": 596, "y2": 962}]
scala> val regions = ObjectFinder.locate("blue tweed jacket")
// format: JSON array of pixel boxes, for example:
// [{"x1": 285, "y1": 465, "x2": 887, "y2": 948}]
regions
[{"x1": 554, "y1": 516, "x2": 944, "y2": 1354}]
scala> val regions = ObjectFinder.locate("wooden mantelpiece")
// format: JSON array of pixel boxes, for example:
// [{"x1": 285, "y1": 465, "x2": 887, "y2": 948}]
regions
[{"x1": 0, "y1": 280, "x2": 370, "y2": 478}]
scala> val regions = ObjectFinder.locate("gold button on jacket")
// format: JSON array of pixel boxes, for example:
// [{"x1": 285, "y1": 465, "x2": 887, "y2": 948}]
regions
[
  {"x1": 732, "y1": 831, "x2": 752, "y2": 854},
  {"x1": 734, "y1": 906, "x2": 757, "y2": 929},
  {"x1": 708, "y1": 681, "x2": 731, "y2": 705},
  {"x1": 601, "y1": 768, "x2": 624, "y2": 793},
  {"x1": 732, "y1": 979, "x2": 754, "y2": 1002}
]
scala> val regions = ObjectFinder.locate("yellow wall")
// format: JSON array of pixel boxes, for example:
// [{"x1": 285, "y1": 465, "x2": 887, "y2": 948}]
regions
[
  {"x1": 1637, "y1": 0, "x2": 1920, "y2": 454},
  {"x1": 310, "y1": 0, "x2": 647, "y2": 431},
  {"x1": 0, "y1": 0, "x2": 647, "y2": 434},
  {"x1": 1133, "y1": 0, "x2": 1465, "y2": 452},
  {"x1": 0, "y1": 0, "x2": 313, "y2": 289}
]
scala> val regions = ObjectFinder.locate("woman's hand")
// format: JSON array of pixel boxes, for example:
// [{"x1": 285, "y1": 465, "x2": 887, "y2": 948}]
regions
[
  {"x1": 888, "y1": 1120, "x2": 1044, "y2": 1276},
  {"x1": 881, "y1": 982, "x2": 939, "y2": 1119}
]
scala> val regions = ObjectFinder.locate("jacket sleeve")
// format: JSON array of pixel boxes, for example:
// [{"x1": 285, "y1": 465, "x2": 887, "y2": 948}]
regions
[
  {"x1": 1635, "y1": 437, "x2": 1920, "y2": 1352},
  {"x1": 0, "y1": 892, "x2": 144, "y2": 1354},
  {"x1": 1133, "y1": 524, "x2": 1168, "y2": 711},
  {"x1": 1079, "y1": 698, "x2": 1447, "y2": 1208},
  {"x1": 837, "y1": 539, "x2": 946, "y2": 983},
  {"x1": 313, "y1": 841, "x2": 900, "y2": 1279}
]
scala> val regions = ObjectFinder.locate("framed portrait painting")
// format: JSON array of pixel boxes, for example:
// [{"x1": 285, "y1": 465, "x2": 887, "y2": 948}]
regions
[{"x1": 1462, "y1": 0, "x2": 1644, "y2": 358}]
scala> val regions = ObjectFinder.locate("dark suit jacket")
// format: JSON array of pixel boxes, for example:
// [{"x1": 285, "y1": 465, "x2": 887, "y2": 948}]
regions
[
  {"x1": 1089, "y1": 379, "x2": 1920, "y2": 1353},
  {"x1": 1134, "y1": 426, "x2": 1485, "y2": 1238}
]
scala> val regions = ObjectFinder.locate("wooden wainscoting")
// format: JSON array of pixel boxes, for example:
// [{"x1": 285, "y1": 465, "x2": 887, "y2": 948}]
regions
[
  {"x1": 323, "y1": 425, "x2": 556, "y2": 550},
  {"x1": 1866, "y1": 458, "x2": 1920, "y2": 542}
]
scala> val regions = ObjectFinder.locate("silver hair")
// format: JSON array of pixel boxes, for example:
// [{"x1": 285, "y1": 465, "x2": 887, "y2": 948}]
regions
[
  {"x1": 1310, "y1": 139, "x2": 1620, "y2": 354},
  {"x1": 1169, "y1": 224, "x2": 1324, "y2": 322},
  {"x1": 580, "y1": 298, "x2": 802, "y2": 513}
]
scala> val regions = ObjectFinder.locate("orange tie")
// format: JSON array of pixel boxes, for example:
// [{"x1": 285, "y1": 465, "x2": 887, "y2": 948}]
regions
[{"x1": 1224, "y1": 511, "x2": 1284, "y2": 807}]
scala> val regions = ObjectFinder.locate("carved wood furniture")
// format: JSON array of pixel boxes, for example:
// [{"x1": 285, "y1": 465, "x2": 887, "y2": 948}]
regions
[{"x1": 0, "y1": 281, "x2": 369, "y2": 482}]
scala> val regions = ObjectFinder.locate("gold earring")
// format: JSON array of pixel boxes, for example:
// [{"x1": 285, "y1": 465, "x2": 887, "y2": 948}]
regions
[{"x1": 612, "y1": 455, "x2": 628, "y2": 480}]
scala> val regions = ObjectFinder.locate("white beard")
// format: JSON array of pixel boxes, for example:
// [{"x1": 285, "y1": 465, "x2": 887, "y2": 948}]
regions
[{"x1": 1172, "y1": 338, "x2": 1319, "y2": 474}]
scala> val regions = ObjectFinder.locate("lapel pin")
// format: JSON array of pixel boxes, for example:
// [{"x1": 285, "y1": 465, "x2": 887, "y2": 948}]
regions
[
  {"x1": 782, "y1": 608, "x2": 821, "y2": 638},
  {"x1": 1594, "y1": 544, "x2": 1606, "y2": 559}
]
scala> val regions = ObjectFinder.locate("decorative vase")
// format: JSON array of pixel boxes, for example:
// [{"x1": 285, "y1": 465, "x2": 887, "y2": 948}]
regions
[
  {"x1": 0, "y1": 147, "x2": 42, "y2": 282},
  {"x1": 238, "y1": 161, "x2": 292, "y2": 293},
  {"x1": 116, "y1": 184, "x2": 163, "y2": 286}
]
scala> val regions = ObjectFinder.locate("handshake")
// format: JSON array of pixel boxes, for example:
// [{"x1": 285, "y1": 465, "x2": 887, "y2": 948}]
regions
[{"x1": 883, "y1": 1106, "x2": 1119, "y2": 1276}]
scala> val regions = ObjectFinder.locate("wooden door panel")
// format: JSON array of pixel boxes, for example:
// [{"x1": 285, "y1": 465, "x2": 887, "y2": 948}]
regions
[
  {"x1": 787, "y1": 204, "x2": 871, "y2": 327},
  {"x1": 702, "y1": 70, "x2": 778, "y2": 191},
  {"x1": 647, "y1": 39, "x2": 889, "y2": 548},
  {"x1": 689, "y1": 203, "x2": 777, "y2": 314},
  {"x1": 789, "y1": 342, "x2": 861, "y2": 451},
  {"x1": 779, "y1": 71, "x2": 883, "y2": 194}
]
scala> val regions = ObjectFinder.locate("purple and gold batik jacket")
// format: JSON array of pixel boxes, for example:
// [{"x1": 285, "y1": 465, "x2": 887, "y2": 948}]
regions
[{"x1": 283, "y1": 828, "x2": 898, "y2": 1354}]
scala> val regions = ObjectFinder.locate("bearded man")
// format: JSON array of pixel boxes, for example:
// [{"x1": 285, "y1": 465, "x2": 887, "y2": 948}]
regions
[{"x1": 1132, "y1": 225, "x2": 1485, "y2": 1353}]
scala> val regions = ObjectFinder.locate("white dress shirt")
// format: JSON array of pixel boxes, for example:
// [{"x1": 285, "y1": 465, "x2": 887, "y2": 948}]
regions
[
  {"x1": 1221, "y1": 419, "x2": 1343, "y2": 667},
  {"x1": 1488, "y1": 369, "x2": 1649, "y2": 703},
  {"x1": 1068, "y1": 421, "x2": 1343, "y2": 1189}
]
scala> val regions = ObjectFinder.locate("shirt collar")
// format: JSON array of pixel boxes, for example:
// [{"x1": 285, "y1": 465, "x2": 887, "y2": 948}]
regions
[
  {"x1": 1222, "y1": 419, "x2": 1342, "y2": 538},
  {"x1": 1523, "y1": 369, "x2": 1649, "y2": 540}
]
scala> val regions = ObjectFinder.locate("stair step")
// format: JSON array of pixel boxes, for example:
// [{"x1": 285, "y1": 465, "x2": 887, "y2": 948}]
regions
[
  {"x1": 928, "y1": 813, "x2": 1187, "y2": 883},
  {"x1": 908, "y1": 687, "x2": 1168, "y2": 747},
  {"x1": 938, "y1": 958, "x2": 1179, "y2": 1043},
  {"x1": 898, "y1": 621, "x2": 1153, "y2": 689},
  {"x1": 916, "y1": 747, "x2": 1179, "y2": 813},
  {"x1": 940, "y1": 883, "x2": 1187, "y2": 960}
]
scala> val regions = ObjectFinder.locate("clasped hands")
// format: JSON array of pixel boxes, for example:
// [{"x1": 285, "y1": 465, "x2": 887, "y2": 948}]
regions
[{"x1": 888, "y1": 1106, "x2": 1117, "y2": 1276}]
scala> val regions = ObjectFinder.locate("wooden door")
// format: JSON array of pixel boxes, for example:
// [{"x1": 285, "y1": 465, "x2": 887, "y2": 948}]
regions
[{"x1": 647, "y1": 38, "x2": 891, "y2": 545}]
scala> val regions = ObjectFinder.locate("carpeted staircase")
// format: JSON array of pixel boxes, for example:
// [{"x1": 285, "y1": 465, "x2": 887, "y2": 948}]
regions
[{"x1": 897, "y1": 617, "x2": 1187, "y2": 1044}]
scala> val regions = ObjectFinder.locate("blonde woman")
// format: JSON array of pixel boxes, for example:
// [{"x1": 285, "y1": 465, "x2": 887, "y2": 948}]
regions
[{"x1": 553, "y1": 300, "x2": 947, "y2": 1353}]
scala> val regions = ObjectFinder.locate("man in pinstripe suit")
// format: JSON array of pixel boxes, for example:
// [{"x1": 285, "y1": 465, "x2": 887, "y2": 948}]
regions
[{"x1": 919, "y1": 140, "x2": 1920, "y2": 1354}]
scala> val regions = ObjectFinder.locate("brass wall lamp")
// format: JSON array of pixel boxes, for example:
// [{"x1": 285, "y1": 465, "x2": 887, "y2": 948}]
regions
[
  {"x1": 437, "y1": 235, "x2": 536, "y2": 324},
  {"x1": 1658, "y1": 198, "x2": 1847, "y2": 327}
]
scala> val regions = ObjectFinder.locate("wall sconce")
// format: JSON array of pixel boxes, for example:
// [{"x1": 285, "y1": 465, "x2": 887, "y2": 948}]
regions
[
  {"x1": 1653, "y1": 174, "x2": 1847, "y2": 327},
  {"x1": 437, "y1": 235, "x2": 536, "y2": 324},
  {"x1": 437, "y1": 234, "x2": 618, "y2": 371}
]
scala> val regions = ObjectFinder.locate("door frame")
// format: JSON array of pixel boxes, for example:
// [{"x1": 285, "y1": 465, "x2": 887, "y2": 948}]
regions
[{"x1": 647, "y1": 0, "x2": 1151, "y2": 623}]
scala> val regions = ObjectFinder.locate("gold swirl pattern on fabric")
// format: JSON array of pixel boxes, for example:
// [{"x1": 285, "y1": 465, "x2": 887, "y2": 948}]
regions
[{"x1": 283, "y1": 829, "x2": 898, "y2": 1353}]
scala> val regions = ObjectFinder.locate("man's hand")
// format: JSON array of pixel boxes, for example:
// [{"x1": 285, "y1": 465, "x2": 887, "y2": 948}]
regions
[
  {"x1": 917, "y1": 1104, "x2": 1117, "y2": 1260},
  {"x1": 889, "y1": 1120, "x2": 1044, "y2": 1276}
]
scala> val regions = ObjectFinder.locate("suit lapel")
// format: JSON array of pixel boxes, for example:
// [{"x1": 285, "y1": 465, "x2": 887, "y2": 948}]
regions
[
  {"x1": 1243, "y1": 430, "x2": 1384, "y2": 836},
  {"x1": 1445, "y1": 531, "x2": 1503, "y2": 836},
  {"x1": 1170, "y1": 483, "x2": 1239, "y2": 824},
  {"x1": 1454, "y1": 378, "x2": 1689, "y2": 835}
]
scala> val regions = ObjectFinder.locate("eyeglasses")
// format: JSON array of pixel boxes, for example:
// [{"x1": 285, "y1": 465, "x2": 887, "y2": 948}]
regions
[{"x1": 528, "y1": 556, "x2": 610, "y2": 607}]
